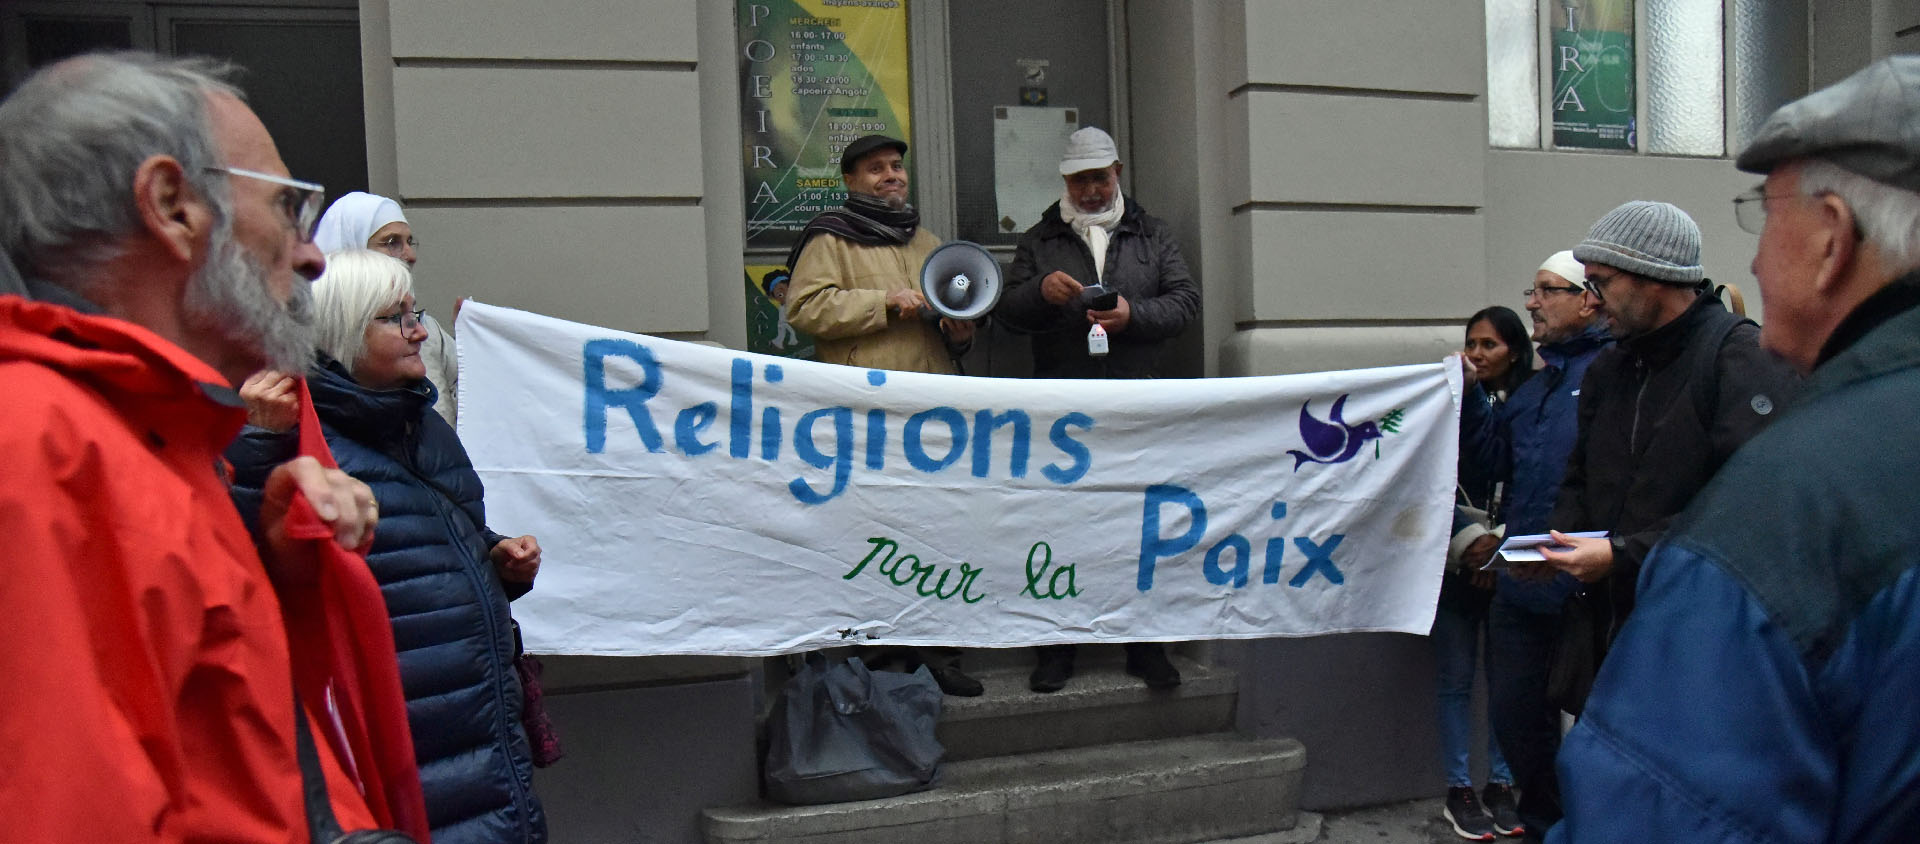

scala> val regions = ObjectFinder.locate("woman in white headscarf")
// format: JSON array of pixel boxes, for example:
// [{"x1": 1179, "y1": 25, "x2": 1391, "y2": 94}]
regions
[{"x1": 314, "y1": 192, "x2": 460, "y2": 425}]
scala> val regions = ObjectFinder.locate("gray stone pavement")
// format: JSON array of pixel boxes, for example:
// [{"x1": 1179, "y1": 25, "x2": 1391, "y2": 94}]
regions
[
  {"x1": 1204, "y1": 797, "x2": 1470, "y2": 844},
  {"x1": 1311, "y1": 798, "x2": 1461, "y2": 844}
]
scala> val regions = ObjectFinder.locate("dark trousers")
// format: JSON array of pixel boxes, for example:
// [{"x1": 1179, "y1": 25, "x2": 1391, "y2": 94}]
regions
[{"x1": 1487, "y1": 595, "x2": 1564, "y2": 841}]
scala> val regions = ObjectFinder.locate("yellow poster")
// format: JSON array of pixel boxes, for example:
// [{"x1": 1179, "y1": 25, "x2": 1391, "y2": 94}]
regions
[{"x1": 738, "y1": 1, "x2": 913, "y2": 247}]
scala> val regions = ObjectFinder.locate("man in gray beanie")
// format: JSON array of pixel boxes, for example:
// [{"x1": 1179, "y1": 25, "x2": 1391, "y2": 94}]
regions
[
  {"x1": 1523, "y1": 198, "x2": 1798, "y2": 807},
  {"x1": 1548, "y1": 55, "x2": 1920, "y2": 843}
]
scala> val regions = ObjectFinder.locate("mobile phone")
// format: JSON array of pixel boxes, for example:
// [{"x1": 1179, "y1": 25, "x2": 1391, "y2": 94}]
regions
[{"x1": 1081, "y1": 284, "x2": 1118, "y2": 311}]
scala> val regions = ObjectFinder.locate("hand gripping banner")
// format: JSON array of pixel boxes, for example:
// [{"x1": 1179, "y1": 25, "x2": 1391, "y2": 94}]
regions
[{"x1": 457, "y1": 302, "x2": 1461, "y2": 656}]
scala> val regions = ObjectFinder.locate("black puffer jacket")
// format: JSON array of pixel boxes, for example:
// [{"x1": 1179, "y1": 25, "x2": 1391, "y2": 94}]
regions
[
  {"x1": 1551, "y1": 291, "x2": 1799, "y2": 641},
  {"x1": 230, "y1": 358, "x2": 545, "y2": 844},
  {"x1": 997, "y1": 198, "x2": 1200, "y2": 378}
]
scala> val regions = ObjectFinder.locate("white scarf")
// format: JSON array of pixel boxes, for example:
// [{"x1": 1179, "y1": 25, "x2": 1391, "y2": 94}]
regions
[{"x1": 1059, "y1": 186, "x2": 1124, "y2": 283}]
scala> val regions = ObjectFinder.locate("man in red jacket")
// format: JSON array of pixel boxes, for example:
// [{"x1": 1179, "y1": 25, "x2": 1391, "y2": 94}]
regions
[{"x1": 0, "y1": 53, "x2": 386, "y2": 842}]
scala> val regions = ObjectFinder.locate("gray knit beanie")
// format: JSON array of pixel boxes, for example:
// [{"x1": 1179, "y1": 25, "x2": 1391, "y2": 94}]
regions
[{"x1": 1571, "y1": 201, "x2": 1704, "y2": 284}]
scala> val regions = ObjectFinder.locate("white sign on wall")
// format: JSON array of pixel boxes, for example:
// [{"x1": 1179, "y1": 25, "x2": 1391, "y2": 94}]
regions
[{"x1": 457, "y1": 302, "x2": 1461, "y2": 656}]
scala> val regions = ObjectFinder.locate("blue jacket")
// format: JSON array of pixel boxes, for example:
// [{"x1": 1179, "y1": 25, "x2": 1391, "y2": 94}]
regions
[
  {"x1": 1458, "y1": 323, "x2": 1610, "y2": 613},
  {"x1": 230, "y1": 359, "x2": 546, "y2": 844},
  {"x1": 1549, "y1": 276, "x2": 1920, "y2": 844}
]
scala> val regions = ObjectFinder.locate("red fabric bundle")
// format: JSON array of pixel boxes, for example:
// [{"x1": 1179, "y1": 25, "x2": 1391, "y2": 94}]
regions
[{"x1": 275, "y1": 377, "x2": 432, "y2": 842}]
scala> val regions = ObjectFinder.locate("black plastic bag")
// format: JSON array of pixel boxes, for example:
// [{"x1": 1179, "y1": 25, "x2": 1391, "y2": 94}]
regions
[
  {"x1": 1548, "y1": 589, "x2": 1614, "y2": 717},
  {"x1": 763, "y1": 653, "x2": 945, "y2": 805}
]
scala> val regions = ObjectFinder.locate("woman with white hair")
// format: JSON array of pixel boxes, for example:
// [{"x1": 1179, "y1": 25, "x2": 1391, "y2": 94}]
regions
[
  {"x1": 313, "y1": 192, "x2": 460, "y2": 425},
  {"x1": 228, "y1": 250, "x2": 547, "y2": 844}
]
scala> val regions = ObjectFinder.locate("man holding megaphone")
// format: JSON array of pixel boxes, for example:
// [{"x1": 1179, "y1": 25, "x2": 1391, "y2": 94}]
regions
[
  {"x1": 785, "y1": 135, "x2": 976, "y2": 375},
  {"x1": 996, "y1": 126, "x2": 1202, "y2": 694},
  {"x1": 784, "y1": 134, "x2": 983, "y2": 697}
]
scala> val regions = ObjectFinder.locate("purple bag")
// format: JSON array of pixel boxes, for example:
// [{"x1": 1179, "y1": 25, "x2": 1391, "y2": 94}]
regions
[{"x1": 515, "y1": 652, "x2": 564, "y2": 767}]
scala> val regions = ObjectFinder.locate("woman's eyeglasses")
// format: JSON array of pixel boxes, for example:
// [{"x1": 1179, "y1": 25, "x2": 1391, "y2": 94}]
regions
[
  {"x1": 372, "y1": 234, "x2": 419, "y2": 255},
  {"x1": 372, "y1": 308, "x2": 426, "y2": 330}
]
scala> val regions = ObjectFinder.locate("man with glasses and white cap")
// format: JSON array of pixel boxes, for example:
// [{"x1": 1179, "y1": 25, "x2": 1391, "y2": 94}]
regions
[
  {"x1": 1457, "y1": 249, "x2": 1611, "y2": 841},
  {"x1": 1549, "y1": 54, "x2": 1920, "y2": 844},
  {"x1": 996, "y1": 126, "x2": 1200, "y2": 694},
  {"x1": 0, "y1": 53, "x2": 393, "y2": 840}
]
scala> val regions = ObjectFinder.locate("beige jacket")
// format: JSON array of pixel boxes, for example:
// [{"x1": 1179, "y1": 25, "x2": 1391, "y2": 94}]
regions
[{"x1": 785, "y1": 228, "x2": 956, "y2": 375}]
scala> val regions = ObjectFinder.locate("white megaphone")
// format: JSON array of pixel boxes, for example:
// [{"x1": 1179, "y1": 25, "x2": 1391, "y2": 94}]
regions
[{"x1": 918, "y1": 240, "x2": 1002, "y2": 321}]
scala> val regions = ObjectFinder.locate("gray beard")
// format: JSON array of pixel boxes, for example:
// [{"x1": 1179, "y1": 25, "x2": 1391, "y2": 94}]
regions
[{"x1": 181, "y1": 225, "x2": 314, "y2": 375}]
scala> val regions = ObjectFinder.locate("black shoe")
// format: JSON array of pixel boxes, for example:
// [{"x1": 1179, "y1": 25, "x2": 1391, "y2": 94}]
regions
[
  {"x1": 1124, "y1": 642, "x2": 1181, "y2": 689},
  {"x1": 1443, "y1": 786, "x2": 1497, "y2": 841},
  {"x1": 1482, "y1": 783, "x2": 1524, "y2": 837},
  {"x1": 1029, "y1": 645, "x2": 1076, "y2": 693},
  {"x1": 925, "y1": 662, "x2": 984, "y2": 697}
]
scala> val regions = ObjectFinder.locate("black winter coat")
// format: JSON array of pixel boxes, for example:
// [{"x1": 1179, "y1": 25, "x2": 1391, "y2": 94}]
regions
[
  {"x1": 1551, "y1": 291, "x2": 1800, "y2": 644},
  {"x1": 997, "y1": 198, "x2": 1200, "y2": 378},
  {"x1": 229, "y1": 359, "x2": 546, "y2": 844}
]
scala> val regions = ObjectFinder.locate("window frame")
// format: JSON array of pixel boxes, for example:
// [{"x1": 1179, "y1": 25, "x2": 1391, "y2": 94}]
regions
[{"x1": 1501, "y1": 0, "x2": 1738, "y2": 158}]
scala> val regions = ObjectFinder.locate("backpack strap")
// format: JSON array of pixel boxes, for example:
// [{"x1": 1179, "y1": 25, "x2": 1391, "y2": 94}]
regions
[
  {"x1": 1688, "y1": 284, "x2": 1756, "y2": 427},
  {"x1": 293, "y1": 692, "x2": 419, "y2": 844},
  {"x1": 0, "y1": 252, "x2": 25, "y2": 298},
  {"x1": 293, "y1": 693, "x2": 348, "y2": 844}
]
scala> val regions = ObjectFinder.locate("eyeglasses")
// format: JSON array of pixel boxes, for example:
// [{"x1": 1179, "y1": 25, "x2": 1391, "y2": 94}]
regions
[
  {"x1": 1732, "y1": 183, "x2": 1798, "y2": 235},
  {"x1": 371, "y1": 234, "x2": 419, "y2": 255},
  {"x1": 1523, "y1": 284, "x2": 1585, "y2": 299},
  {"x1": 1584, "y1": 271, "x2": 1626, "y2": 303},
  {"x1": 205, "y1": 166, "x2": 325, "y2": 243},
  {"x1": 372, "y1": 308, "x2": 426, "y2": 330}
]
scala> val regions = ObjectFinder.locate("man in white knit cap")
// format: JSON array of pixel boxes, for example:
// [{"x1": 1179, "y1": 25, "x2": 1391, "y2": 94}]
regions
[{"x1": 1458, "y1": 249, "x2": 1612, "y2": 841}]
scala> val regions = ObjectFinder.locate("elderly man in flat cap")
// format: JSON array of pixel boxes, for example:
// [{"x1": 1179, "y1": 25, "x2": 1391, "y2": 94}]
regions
[{"x1": 1548, "y1": 55, "x2": 1920, "y2": 843}]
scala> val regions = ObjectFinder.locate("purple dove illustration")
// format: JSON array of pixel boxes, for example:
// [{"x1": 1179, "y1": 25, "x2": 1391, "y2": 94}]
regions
[{"x1": 1286, "y1": 394, "x2": 1382, "y2": 470}]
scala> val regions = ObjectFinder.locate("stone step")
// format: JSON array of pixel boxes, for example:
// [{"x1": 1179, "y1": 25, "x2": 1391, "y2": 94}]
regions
[
  {"x1": 937, "y1": 655, "x2": 1236, "y2": 761},
  {"x1": 704, "y1": 733, "x2": 1307, "y2": 844}
]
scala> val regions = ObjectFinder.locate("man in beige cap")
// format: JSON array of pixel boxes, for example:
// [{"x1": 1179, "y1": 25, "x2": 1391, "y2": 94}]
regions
[
  {"x1": 995, "y1": 126, "x2": 1199, "y2": 693},
  {"x1": 1548, "y1": 55, "x2": 1920, "y2": 843}
]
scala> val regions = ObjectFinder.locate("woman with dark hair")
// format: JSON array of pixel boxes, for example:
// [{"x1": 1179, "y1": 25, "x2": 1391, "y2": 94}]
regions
[
  {"x1": 1436, "y1": 305, "x2": 1532, "y2": 839},
  {"x1": 1463, "y1": 306, "x2": 1535, "y2": 398}
]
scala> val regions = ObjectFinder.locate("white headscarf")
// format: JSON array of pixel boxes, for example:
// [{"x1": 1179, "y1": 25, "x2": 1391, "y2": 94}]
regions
[{"x1": 313, "y1": 191, "x2": 408, "y2": 254}]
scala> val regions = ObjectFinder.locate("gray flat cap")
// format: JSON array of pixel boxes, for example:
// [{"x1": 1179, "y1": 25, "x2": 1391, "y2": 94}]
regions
[{"x1": 1736, "y1": 55, "x2": 1920, "y2": 190}]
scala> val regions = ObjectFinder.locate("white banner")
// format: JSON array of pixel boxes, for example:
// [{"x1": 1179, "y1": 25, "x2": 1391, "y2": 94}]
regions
[{"x1": 457, "y1": 302, "x2": 1461, "y2": 656}]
